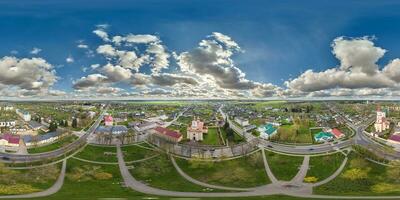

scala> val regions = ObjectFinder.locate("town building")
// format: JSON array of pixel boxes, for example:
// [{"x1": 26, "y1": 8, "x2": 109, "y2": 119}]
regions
[
  {"x1": 23, "y1": 131, "x2": 65, "y2": 147},
  {"x1": 258, "y1": 124, "x2": 277, "y2": 139},
  {"x1": 374, "y1": 106, "x2": 390, "y2": 133},
  {"x1": 96, "y1": 125, "x2": 129, "y2": 135},
  {"x1": 104, "y1": 115, "x2": 113, "y2": 126},
  {"x1": 187, "y1": 117, "x2": 208, "y2": 141},
  {"x1": 330, "y1": 128, "x2": 345, "y2": 139},
  {"x1": 314, "y1": 131, "x2": 334, "y2": 143},
  {"x1": 16, "y1": 109, "x2": 31, "y2": 122},
  {"x1": 152, "y1": 126, "x2": 182, "y2": 143},
  {"x1": 234, "y1": 117, "x2": 249, "y2": 127},
  {"x1": 0, "y1": 133, "x2": 20, "y2": 147},
  {"x1": 133, "y1": 121, "x2": 158, "y2": 132}
]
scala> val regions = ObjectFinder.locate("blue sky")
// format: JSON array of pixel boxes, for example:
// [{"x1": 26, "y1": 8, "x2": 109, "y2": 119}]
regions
[{"x1": 1, "y1": 0, "x2": 400, "y2": 99}]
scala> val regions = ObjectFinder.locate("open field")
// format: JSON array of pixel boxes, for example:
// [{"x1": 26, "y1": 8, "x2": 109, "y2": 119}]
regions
[
  {"x1": 315, "y1": 153, "x2": 400, "y2": 196},
  {"x1": 121, "y1": 144, "x2": 159, "y2": 162},
  {"x1": 175, "y1": 151, "x2": 270, "y2": 188},
  {"x1": 0, "y1": 163, "x2": 60, "y2": 195},
  {"x1": 130, "y1": 154, "x2": 213, "y2": 192},
  {"x1": 74, "y1": 145, "x2": 117, "y2": 162},
  {"x1": 202, "y1": 127, "x2": 221, "y2": 145},
  {"x1": 306, "y1": 153, "x2": 346, "y2": 182},
  {"x1": 266, "y1": 151, "x2": 304, "y2": 181}
]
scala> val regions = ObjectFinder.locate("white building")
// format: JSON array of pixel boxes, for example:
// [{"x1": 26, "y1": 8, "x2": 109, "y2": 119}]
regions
[
  {"x1": 234, "y1": 117, "x2": 249, "y2": 127},
  {"x1": 187, "y1": 117, "x2": 208, "y2": 141},
  {"x1": 374, "y1": 106, "x2": 390, "y2": 133},
  {"x1": 16, "y1": 109, "x2": 31, "y2": 122}
]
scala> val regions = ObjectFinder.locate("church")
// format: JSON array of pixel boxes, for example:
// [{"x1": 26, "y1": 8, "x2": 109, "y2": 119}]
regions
[
  {"x1": 374, "y1": 106, "x2": 390, "y2": 133},
  {"x1": 187, "y1": 117, "x2": 208, "y2": 141}
]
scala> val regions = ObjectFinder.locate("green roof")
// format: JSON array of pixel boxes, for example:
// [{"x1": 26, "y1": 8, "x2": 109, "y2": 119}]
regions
[{"x1": 314, "y1": 132, "x2": 334, "y2": 140}]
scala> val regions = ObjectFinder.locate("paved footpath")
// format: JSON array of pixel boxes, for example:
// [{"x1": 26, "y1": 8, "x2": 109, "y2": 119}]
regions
[{"x1": 0, "y1": 159, "x2": 66, "y2": 199}]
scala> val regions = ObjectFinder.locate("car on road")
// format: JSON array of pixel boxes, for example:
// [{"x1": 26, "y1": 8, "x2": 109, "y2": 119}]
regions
[
  {"x1": 2, "y1": 156, "x2": 10, "y2": 161},
  {"x1": 308, "y1": 148, "x2": 314, "y2": 151},
  {"x1": 267, "y1": 145, "x2": 273, "y2": 148}
]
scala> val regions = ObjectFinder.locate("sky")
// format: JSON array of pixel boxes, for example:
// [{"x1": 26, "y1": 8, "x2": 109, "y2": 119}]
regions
[{"x1": 1, "y1": 0, "x2": 400, "y2": 99}]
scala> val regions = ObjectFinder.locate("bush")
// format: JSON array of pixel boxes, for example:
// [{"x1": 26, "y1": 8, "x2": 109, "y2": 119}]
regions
[
  {"x1": 93, "y1": 172, "x2": 113, "y2": 180},
  {"x1": 0, "y1": 184, "x2": 40, "y2": 195},
  {"x1": 341, "y1": 168, "x2": 369, "y2": 181},
  {"x1": 304, "y1": 176, "x2": 318, "y2": 183},
  {"x1": 371, "y1": 183, "x2": 400, "y2": 193}
]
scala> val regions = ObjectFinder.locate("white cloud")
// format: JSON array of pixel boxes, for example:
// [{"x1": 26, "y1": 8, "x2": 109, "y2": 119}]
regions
[
  {"x1": 66, "y1": 55, "x2": 74, "y2": 63},
  {"x1": 30, "y1": 47, "x2": 42, "y2": 55},
  {"x1": 77, "y1": 44, "x2": 89, "y2": 49},
  {"x1": 93, "y1": 29, "x2": 110, "y2": 42},
  {"x1": 0, "y1": 56, "x2": 57, "y2": 91}
]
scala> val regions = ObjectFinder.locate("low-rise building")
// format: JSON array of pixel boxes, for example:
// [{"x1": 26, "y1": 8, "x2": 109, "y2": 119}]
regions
[
  {"x1": 234, "y1": 117, "x2": 249, "y2": 127},
  {"x1": 134, "y1": 121, "x2": 158, "y2": 132},
  {"x1": 0, "y1": 133, "x2": 20, "y2": 147},
  {"x1": 152, "y1": 126, "x2": 182, "y2": 143},
  {"x1": 314, "y1": 131, "x2": 334, "y2": 143},
  {"x1": 258, "y1": 124, "x2": 277, "y2": 139},
  {"x1": 330, "y1": 128, "x2": 345, "y2": 139},
  {"x1": 104, "y1": 115, "x2": 113, "y2": 126},
  {"x1": 16, "y1": 109, "x2": 31, "y2": 122},
  {"x1": 96, "y1": 125, "x2": 129, "y2": 135},
  {"x1": 23, "y1": 131, "x2": 65, "y2": 147}
]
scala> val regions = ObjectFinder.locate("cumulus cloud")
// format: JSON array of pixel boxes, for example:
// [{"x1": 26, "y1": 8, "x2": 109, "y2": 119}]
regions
[
  {"x1": 285, "y1": 36, "x2": 400, "y2": 97},
  {"x1": 101, "y1": 63, "x2": 132, "y2": 81},
  {"x1": 73, "y1": 74, "x2": 108, "y2": 89},
  {"x1": 0, "y1": 56, "x2": 57, "y2": 91}
]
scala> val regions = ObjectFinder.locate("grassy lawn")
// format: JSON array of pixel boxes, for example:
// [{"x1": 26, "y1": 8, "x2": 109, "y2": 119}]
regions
[
  {"x1": 121, "y1": 144, "x2": 158, "y2": 162},
  {"x1": 74, "y1": 144, "x2": 117, "y2": 162},
  {"x1": 28, "y1": 135, "x2": 78, "y2": 154},
  {"x1": 130, "y1": 154, "x2": 213, "y2": 192},
  {"x1": 314, "y1": 153, "x2": 400, "y2": 196},
  {"x1": 175, "y1": 151, "x2": 270, "y2": 188},
  {"x1": 305, "y1": 153, "x2": 346, "y2": 182},
  {"x1": 36, "y1": 159, "x2": 143, "y2": 199},
  {"x1": 266, "y1": 151, "x2": 304, "y2": 181},
  {"x1": 0, "y1": 163, "x2": 60, "y2": 195},
  {"x1": 272, "y1": 124, "x2": 313, "y2": 144},
  {"x1": 202, "y1": 127, "x2": 221, "y2": 145}
]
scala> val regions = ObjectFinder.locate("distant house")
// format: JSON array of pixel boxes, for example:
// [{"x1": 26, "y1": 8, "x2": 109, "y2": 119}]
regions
[
  {"x1": 16, "y1": 109, "x2": 31, "y2": 122},
  {"x1": 258, "y1": 124, "x2": 277, "y2": 139},
  {"x1": 104, "y1": 115, "x2": 113, "y2": 126},
  {"x1": 0, "y1": 133, "x2": 20, "y2": 147},
  {"x1": 330, "y1": 128, "x2": 345, "y2": 139},
  {"x1": 389, "y1": 134, "x2": 400, "y2": 143},
  {"x1": 244, "y1": 124, "x2": 257, "y2": 132},
  {"x1": 23, "y1": 131, "x2": 65, "y2": 147},
  {"x1": 152, "y1": 126, "x2": 182, "y2": 143},
  {"x1": 314, "y1": 132, "x2": 334, "y2": 143},
  {"x1": 234, "y1": 117, "x2": 249, "y2": 127},
  {"x1": 28, "y1": 121, "x2": 44, "y2": 130},
  {"x1": 134, "y1": 121, "x2": 158, "y2": 132},
  {"x1": 96, "y1": 125, "x2": 128, "y2": 135}
]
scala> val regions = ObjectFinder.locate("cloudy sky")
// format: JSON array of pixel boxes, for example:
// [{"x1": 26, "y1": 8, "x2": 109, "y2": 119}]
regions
[{"x1": 1, "y1": 0, "x2": 400, "y2": 99}]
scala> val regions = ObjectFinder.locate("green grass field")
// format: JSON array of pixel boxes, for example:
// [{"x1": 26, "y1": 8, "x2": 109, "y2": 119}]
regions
[
  {"x1": 175, "y1": 152, "x2": 270, "y2": 188},
  {"x1": 28, "y1": 135, "x2": 78, "y2": 154},
  {"x1": 202, "y1": 127, "x2": 221, "y2": 145},
  {"x1": 314, "y1": 153, "x2": 400, "y2": 196},
  {"x1": 121, "y1": 144, "x2": 158, "y2": 162},
  {"x1": 130, "y1": 154, "x2": 213, "y2": 192},
  {"x1": 74, "y1": 144, "x2": 117, "y2": 162},
  {"x1": 266, "y1": 151, "x2": 304, "y2": 181},
  {"x1": 306, "y1": 153, "x2": 346, "y2": 182},
  {"x1": 0, "y1": 163, "x2": 60, "y2": 195},
  {"x1": 272, "y1": 124, "x2": 313, "y2": 144}
]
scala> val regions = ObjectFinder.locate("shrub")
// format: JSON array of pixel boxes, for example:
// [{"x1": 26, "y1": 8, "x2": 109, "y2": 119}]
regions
[
  {"x1": 93, "y1": 172, "x2": 113, "y2": 180},
  {"x1": 371, "y1": 183, "x2": 400, "y2": 193},
  {"x1": 0, "y1": 184, "x2": 40, "y2": 195},
  {"x1": 341, "y1": 168, "x2": 369, "y2": 181},
  {"x1": 304, "y1": 176, "x2": 318, "y2": 183}
]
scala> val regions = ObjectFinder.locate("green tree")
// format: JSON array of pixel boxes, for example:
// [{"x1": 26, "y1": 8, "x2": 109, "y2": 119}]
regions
[{"x1": 72, "y1": 118, "x2": 78, "y2": 128}]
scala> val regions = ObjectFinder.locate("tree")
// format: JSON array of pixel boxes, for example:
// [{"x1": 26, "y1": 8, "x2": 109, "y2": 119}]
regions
[
  {"x1": 226, "y1": 128, "x2": 234, "y2": 141},
  {"x1": 64, "y1": 120, "x2": 68, "y2": 127},
  {"x1": 49, "y1": 121, "x2": 58, "y2": 132},
  {"x1": 72, "y1": 118, "x2": 78, "y2": 128}
]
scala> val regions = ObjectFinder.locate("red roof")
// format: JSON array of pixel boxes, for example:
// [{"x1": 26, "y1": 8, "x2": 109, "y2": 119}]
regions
[
  {"x1": 389, "y1": 135, "x2": 400, "y2": 142},
  {"x1": 154, "y1": 126, "x2": 182, "y2": 139},
  {"x1": 331, "y1": 128, "x2": 344, "y2": 138},
  {"x1": 1, "y1": 133, "x2": 20, "y2": 144},
  {"x1": 104, "y1": 115, "x2": 113, "y2": 122}
]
